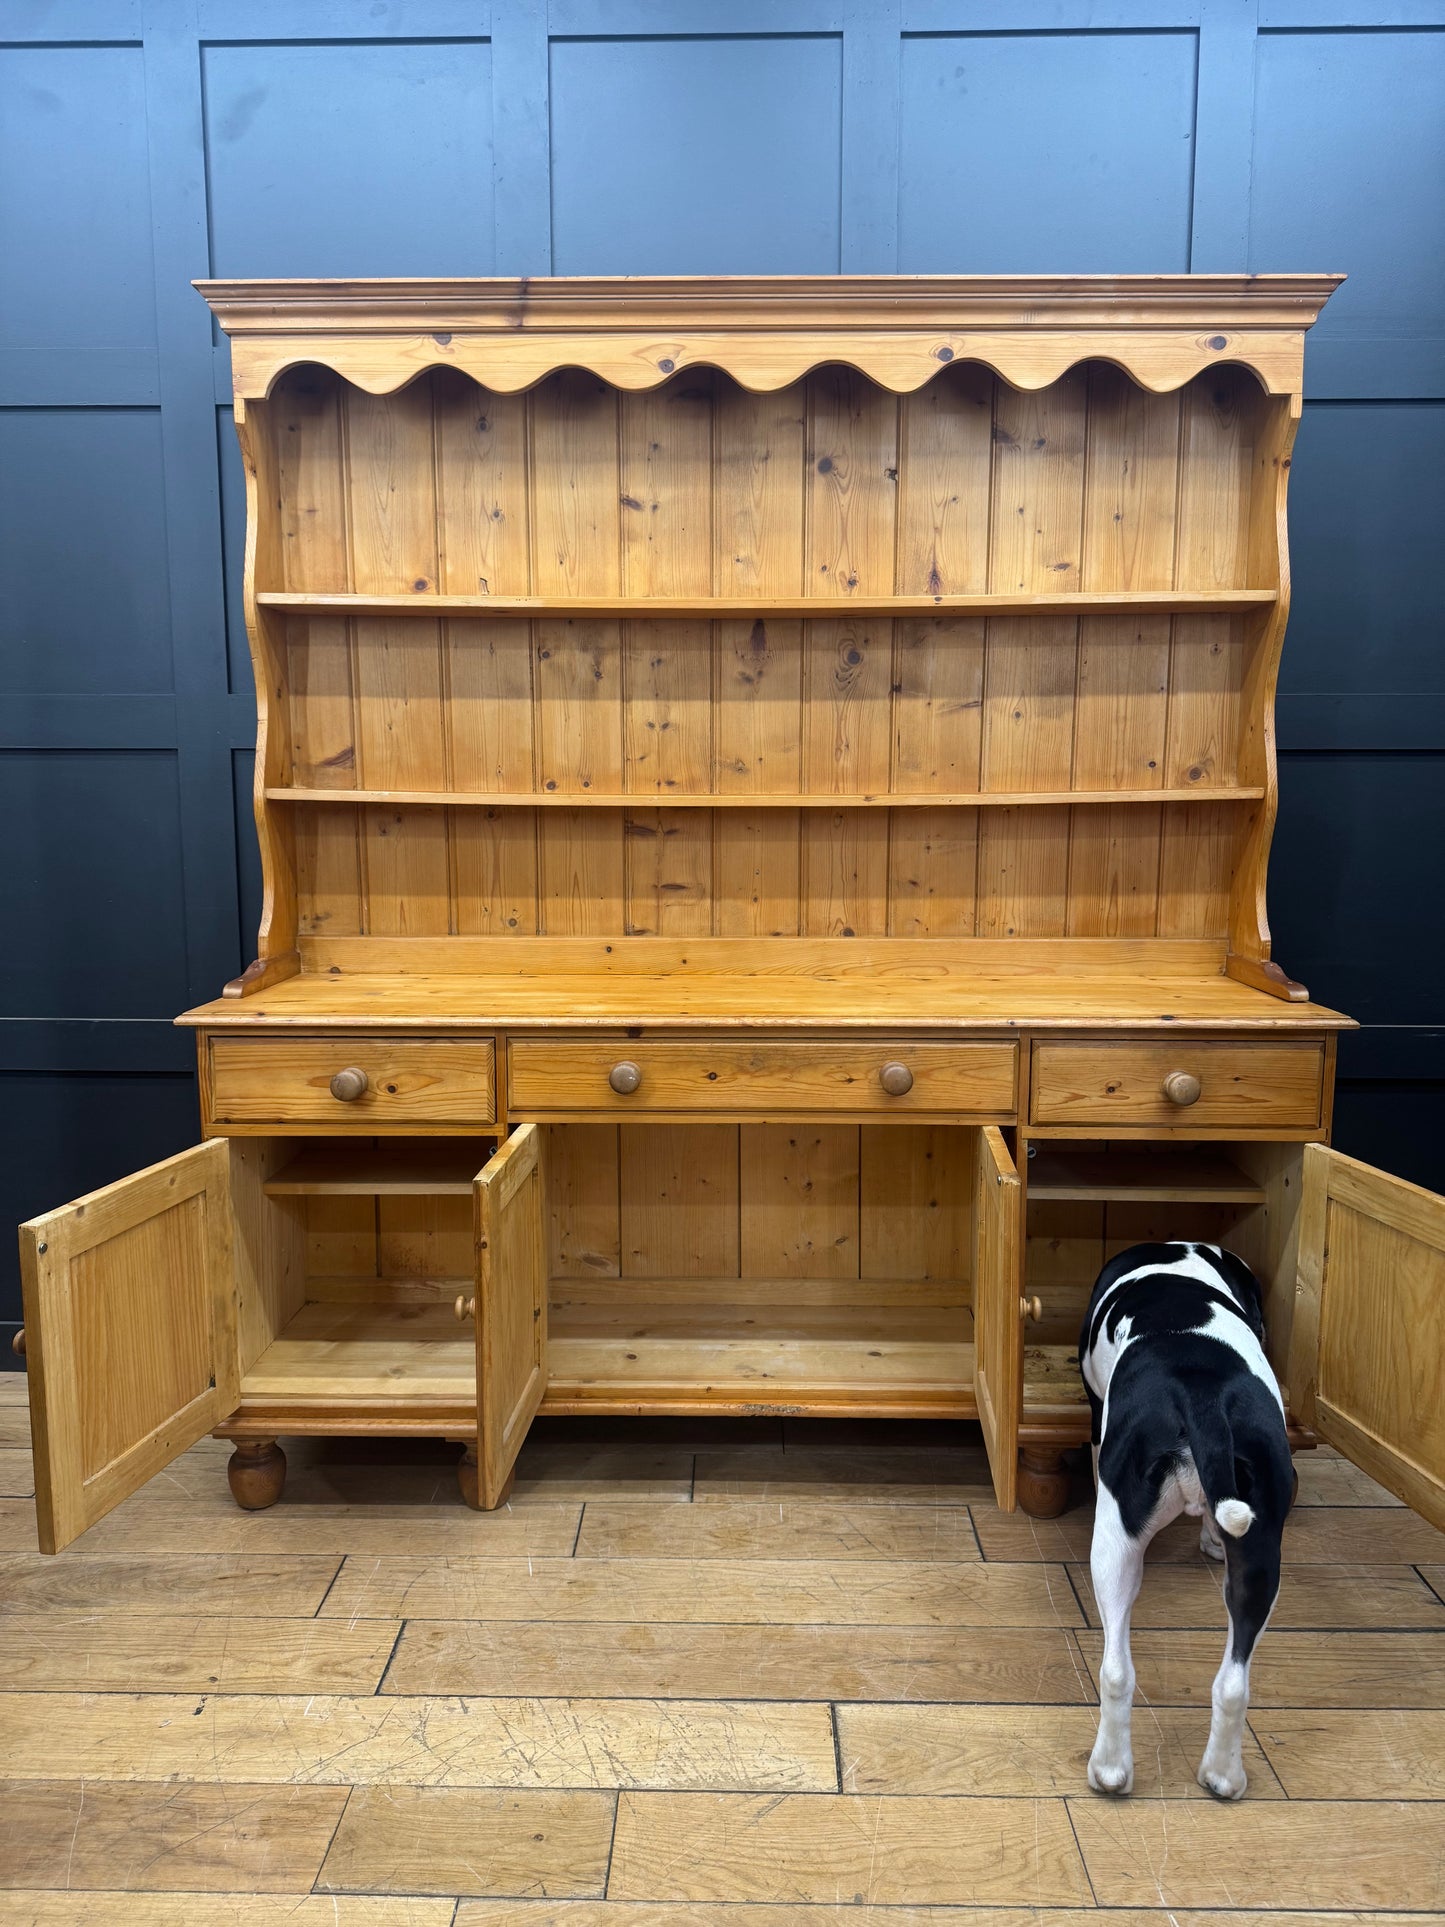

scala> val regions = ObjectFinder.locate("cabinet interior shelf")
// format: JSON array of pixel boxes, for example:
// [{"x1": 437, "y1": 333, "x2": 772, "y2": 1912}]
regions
[
  {"x1": 1027, "y1": 1145, "x2": 1267, "y2": 1204},
  {"x1": 257, "y1": 589, "x2": 1276, "y2": 620},
  {"x1": 265, "y1": 784, "x2": 1265, "y2": 810},
  {"x1": 263, "y1": 1139, "x2": 495, "y2": 1197}
]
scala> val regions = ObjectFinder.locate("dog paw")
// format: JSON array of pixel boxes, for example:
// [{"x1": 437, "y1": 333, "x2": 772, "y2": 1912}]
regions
[
  {"x1": 1089, "y1": 1751, "x2": 1134, "y2": 1796},
  {"x1": 1197, "y1": 1758, "x2": 1248, "y2": 1800}
]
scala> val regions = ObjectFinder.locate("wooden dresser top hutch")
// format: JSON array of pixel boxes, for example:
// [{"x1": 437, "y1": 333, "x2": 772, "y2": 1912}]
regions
[{"x1": 19, "y1": 275, "x2": 1445, "y2": 1556}]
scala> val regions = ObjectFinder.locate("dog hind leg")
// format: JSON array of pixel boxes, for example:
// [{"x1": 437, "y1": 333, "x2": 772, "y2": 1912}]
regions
[
  {"x1": 1088, "y1": 1481, "x2": 1145, "y2": 1795},
  {"x1": 1197, "y1": 1543, "x2": 1280, "y2": 1799}
]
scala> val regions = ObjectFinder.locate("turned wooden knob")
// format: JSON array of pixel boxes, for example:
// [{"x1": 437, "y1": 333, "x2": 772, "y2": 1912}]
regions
[
  {"x1": 11, "y1": 1328, "x2": 24, "y2": 1358},
  {"x1": 879, "y1": 1062, "x2": 914, "y2": 1096},
  {"x1": 1020, "y1": 1295, "x2": 1043, "y2": 1323},
  {"x1": 608, "y1": 1060, "x2": 642, "y2": 1095},
  {"x1": 1162, "y1": 1070, "x2": 1202, "y2": 1107},
  {"x1": 329, "y1": 1066, "x2": 369, "y2": 1102},
  {"x1": 454, "y1": 1294, "x2": 476, "y2": 1323}
]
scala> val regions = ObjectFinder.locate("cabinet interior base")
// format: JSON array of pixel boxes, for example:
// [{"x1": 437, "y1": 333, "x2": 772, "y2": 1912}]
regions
[{"x1": 229, "y1": 1288, "x2": 1094, "y2": 1430}]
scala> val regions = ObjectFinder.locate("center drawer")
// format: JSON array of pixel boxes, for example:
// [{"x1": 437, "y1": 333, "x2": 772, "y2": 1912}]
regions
[
  {"x1": 507, "y1": 1039, "x2": 1018, "y2": 1118},
  {"x1": 205, "y1": 1037, "x2": 496, "y2": 1131}
]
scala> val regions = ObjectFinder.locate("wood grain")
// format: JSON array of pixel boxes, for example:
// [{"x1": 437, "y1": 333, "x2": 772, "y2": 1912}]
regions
[
  {"x1": 837, "y1": 1702, "x2": 1280, "y2": 1798},
  {"x1": 316, "y1": 1785, "x2": 614, "y2": 1897},
  {"x1": 0, "y1": 1781, "x2": 347, "y2": 1894},
  {"x1": 573, "y1": 1498, "x2": 980, "y2": 1563},
  {"x1": 382, "y1": 1620, "x2": 1095, "y2": 1703},
  {"x1": 319, "y1": 1554, "x2": 1083, "y2": 1626},
  {"x1": 608, "y1": 1791, "x2": 1092, "y2": 1904},
  {"x1": 1069, "y1": 1797, "x2": 1445, "y2": 1909},
  {"x1": 0, "y1": 1692, "x2": 836, "y2": 1791},
  {"x1": 0, "y1": 1551, "x2": 342, "y2": 1617},
  {"x1": 0, "y1": 1612, "x2": 395, "y2": 1693}
]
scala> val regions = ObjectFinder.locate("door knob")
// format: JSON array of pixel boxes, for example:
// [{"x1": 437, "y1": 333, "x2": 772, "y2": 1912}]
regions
[
  {"x1": 1162, "y1": 1070, "x2": 1202, "y2": 1107},
  {"x1": 329, "y1": 1067, "x2": 369, "y2": 1102},
  {"x1": 454, "y1": 1294, "x2": 476, "y2": 1323},
  {"x1": 609, "y1": 1060, "x2": 642, "y2": 1095},
  {"x1": 11, "y1": 1328, "x2": 24, "y2": 1358},
  {"x1": 879, "y1": 1062, "x2": 914, "y2": 1096},
  {"x1": 1020, "y1": 1295, "x2": 1043, "y2": 1323}
]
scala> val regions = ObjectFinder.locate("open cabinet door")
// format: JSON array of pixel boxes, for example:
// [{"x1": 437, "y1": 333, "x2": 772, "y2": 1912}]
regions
[
  {"x1": 19, "y1": 1141, "x2": 241, "y2": 1553},
  {"x1": 473, "y1": 1123, "x2": 548, "y2": 1507},
  {"x1": 1291, "y1": 1144, "x2": 1445, "y2": 1531},
  {"x1": 974, "y1": 1124, "x2": 1023, "y2": 1511}
]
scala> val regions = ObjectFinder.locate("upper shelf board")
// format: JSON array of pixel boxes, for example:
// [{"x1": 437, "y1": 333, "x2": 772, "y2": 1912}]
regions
[
  {"x1": 258, "y1": 590, "x2": 1276, "y2": 621},
  {"x1": 197, "y1": 273, "x2": 1344, "y2": 401}
]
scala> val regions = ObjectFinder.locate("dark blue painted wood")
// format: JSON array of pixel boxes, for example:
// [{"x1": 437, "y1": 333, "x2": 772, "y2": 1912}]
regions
[
  {"x1": 0, "y1": 408, "x2": 172, "y2": 695},
  {"x1": 548, "y1": 34, "x2": 844, "y2": 273},
  {"x1": 0, "y1": 44, "x2": 157, "y2": 352},
  {"x1": 0, "y1": 749, "x2": 191, "y2": 1019},
  {"x1": 1251, "y1": 27, "x2": 1445, "y2": 395},
  {"x1": 1286, "y1": 402, "x2": 1445, "y2": 697},
  {"x1": 898, "y1": 30, "x2": 1198, "y2": 271},
  {"x1": 3, "y1": 0, "x2": 1444, "y2": 1337},
  {"x1": 202, "y1": 37, "x2": 496, "y2": 277},
  {"x1": 1270, "y1": 751, "x2": 1445, "y2": 1025}
]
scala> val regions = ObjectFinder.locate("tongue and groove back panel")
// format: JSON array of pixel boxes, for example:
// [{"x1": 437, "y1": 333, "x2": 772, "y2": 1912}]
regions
[{"x1": 263, "y1": 359, "x2": 1273, "y2": 944}]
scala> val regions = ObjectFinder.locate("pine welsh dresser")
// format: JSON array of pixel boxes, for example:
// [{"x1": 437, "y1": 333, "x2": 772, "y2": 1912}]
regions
[{"x1": 16, "y1": 276, "x2": 1445, "y2": 1554}]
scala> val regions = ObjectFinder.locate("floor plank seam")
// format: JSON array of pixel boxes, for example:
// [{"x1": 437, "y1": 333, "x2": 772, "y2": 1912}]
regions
[
  {"x1": 570, "y1": 1502, "x2": 586, "y2": 1556},
  {"x1": 829, "y1": 1702, "x2": 846, "y2": 1791},
  {"x1": 601, "y1": 1786, "x2": 621, "y2": 1900},
  {"x1": 311, "y1": 1554, "x2": 347, "y2": 1620},
  {"x1": 373, "y1": 1619, "x2": 408, "y2": 1694},
  {"x1": 1062, "y1": 1791, "x2": 1103, "y2": 1906},
  {"x1": 309, "y1": 1780, "x2": 356, "y2": 1896}
]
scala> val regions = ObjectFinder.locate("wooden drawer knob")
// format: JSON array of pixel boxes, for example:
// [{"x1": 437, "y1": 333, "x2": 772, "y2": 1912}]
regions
[
  {"x1": 329, "y1": 1067, "x2": 369, "y2": 1103},
  {"x1": 11, "y1": 1328, "x2": 24, "y2": 1358},
  {"x1": 454, "y1": 1294, "x2": 476, "y2": 1323},
  {"x1": 1020, "y1": 1295, "x2": 1043, "y2": 1324},
  {"x1": 879, "y1": 1061, "x2": 914, "y2": 1096},
  {"x1": 609, "y1": 1060, "x2": 642, "y2": 1095},
  {"x1": 1162, "y1": 1070, "x2": 1202, "y2": 1107}
]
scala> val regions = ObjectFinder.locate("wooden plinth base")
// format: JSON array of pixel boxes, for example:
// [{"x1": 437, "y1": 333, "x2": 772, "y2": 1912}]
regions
[
  {"x1": 1017, "y1": 1446, "x2": 1072, "y2": 1519},
  {"x1": 227, "y1": 1439, "x2": 286, "y2": 1510}
]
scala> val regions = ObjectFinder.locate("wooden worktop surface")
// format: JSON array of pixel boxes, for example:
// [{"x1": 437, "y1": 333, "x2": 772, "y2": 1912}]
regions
[{"x1": 177, "y1": 939, "x2": 1352, "y2": 1032}]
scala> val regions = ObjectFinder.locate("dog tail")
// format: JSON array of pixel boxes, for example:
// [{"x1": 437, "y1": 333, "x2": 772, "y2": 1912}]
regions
[
  {"x1": 1184, "y1": 1406, "x2": 1254, "y2": 1538},
  {"x1": 1214, "y1": 1498, "x2": 1255, "y2": 1538}
]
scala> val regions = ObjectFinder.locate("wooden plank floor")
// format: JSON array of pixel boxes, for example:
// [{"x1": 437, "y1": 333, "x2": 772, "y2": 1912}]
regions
[{"x1": 1, "y1": 1371, "x2": 1444, "y2": 1921}]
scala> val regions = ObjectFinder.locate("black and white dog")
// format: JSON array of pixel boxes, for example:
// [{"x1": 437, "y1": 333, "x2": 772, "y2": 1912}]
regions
[{"x1": 1079, "y1": 1241, "x2": 1293, "y2": 1800}]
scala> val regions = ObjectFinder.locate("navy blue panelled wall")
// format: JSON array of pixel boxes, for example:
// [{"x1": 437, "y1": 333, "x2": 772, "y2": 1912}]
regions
[{"x1": 3, "y1": 0, "x2": 1443, "y2": 1350}]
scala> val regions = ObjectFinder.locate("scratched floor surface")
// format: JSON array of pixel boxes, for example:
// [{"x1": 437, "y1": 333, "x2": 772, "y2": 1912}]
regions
[{"x1": 1, "y1": 1370, "x2": 1444, "y2": 1923}]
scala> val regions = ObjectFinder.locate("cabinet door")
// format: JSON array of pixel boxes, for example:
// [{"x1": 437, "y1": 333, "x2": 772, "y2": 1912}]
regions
[
  {"x1": 19, "y1": 1142, "x2": 241, "y2": 1553},
  {"x1": 973, "y1": 1125, "x2": 1024, "y2": 1511},
  {"x1": 473, "y1": 1123, "x2": 548, "y2": 1506},
  {"x1": 1290, "y1": 1144, "x2": 1445, "y2": 1530}
]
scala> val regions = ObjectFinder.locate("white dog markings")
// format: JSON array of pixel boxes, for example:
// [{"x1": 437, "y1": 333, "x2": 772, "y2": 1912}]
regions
[{"x1": 1080, "y1": 1242, "x2": 1291, "y2": 1801}]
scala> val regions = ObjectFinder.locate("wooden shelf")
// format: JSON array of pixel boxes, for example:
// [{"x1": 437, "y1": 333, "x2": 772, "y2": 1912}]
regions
[
  {"x1": 259, "y1": 589, "x2": 1275, "y2": 620},
  {"x1": 263, "y1": 1139, "x2": 495, "y2": 1197},
  {"x1": 265, "y1": 785, "x2": 1265, "y2": 810},
  {"x1": 237, "y1": 1293, "x2": 1088, "y2": 1421},
  {"x1": 1027, "y1": 1145, "x2": 1267, "y2": 1204}
]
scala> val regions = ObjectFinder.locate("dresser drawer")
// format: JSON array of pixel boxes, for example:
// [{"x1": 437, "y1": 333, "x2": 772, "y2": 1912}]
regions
[
  {"x1": 508, "y1": 1039, "x2": 1017, "y2": 1118},
  {"x1": 1030, "y1": 1040, "x2": 1325, "y2": 1130},
  {"x1": 205, "y1": 1037, "x2": 496, "y2": 1130}
]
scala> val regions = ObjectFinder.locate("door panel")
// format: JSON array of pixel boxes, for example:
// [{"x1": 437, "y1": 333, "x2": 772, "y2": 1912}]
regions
[
  {"x1": 1291, "y1": 1144, "x2": 1445, "y2": 1531},
  {"x1": 474, "y1": 1122, "x2": 548, "y2": 1507},
  {"x1": 974, "y1": 1124, "x2": 1023, "y2": 1511},
  {"x1": 19, "y1": 1141, "x2": 241, "y2": 1553}
]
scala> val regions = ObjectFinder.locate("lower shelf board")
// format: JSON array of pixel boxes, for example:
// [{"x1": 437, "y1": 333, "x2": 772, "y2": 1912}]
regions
[{"x1": 236, "y1": 1295, "x2": 1092, "y2": 1424}]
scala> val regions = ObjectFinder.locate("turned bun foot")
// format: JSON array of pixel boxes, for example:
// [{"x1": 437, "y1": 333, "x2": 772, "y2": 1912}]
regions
[
  {"x1": 457, "y1": 1444, "x2": 516, "y2": 1511},
  {"x1": 227, "y1": 1439, "x2": 286, "y2": 1510},
  {"x1": 1017, "y1": 1447, "x2": 1072, "y2": 1519}
]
